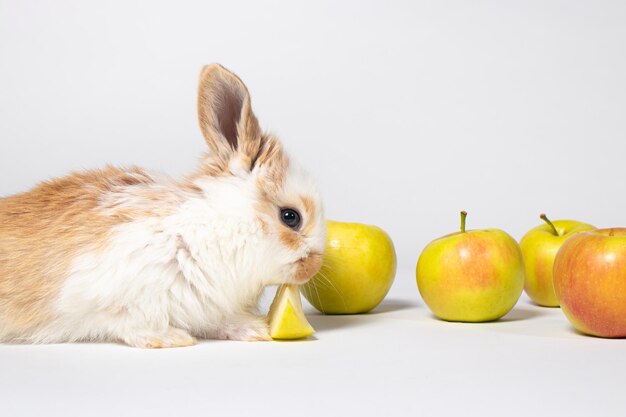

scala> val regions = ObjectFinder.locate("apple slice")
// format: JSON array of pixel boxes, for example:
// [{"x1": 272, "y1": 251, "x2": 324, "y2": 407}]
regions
[{"x1": 267, "y1": 285, "x2": 315, "y2": 340}]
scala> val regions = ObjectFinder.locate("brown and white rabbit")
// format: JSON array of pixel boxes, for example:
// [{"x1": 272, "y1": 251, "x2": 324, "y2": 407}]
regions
[{"x1": 0, "y1": 64, "x2": 325, "y2": 348}]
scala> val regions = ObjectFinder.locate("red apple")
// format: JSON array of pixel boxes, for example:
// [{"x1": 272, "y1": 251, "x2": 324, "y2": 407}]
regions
[{"x1": 553, "y1": 228, "x2": 626, "y2": 338}]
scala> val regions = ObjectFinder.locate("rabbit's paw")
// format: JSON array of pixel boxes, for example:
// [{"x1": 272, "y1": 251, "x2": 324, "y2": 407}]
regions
[
  {"x1": 125, "y1": 327, "x2": 197, "y2": 349},
  {"x1": 217, "y1": 317, "x2": 271, "y2": 342}
]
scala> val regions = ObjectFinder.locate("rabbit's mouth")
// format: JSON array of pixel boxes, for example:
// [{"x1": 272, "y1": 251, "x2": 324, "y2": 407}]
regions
[{"x1": 293, "y1": 252, "x2": 323, "y2": 283}]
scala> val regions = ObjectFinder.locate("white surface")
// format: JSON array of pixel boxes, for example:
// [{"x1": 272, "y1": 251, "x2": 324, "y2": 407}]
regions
[{"x1": 1, "y1": 268, "x2": 625, "y2": 417}]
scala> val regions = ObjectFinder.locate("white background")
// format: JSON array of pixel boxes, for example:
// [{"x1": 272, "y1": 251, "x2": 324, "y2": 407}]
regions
[{"x1": 1, "y1": 1, "x2": 626, "y2": 416}]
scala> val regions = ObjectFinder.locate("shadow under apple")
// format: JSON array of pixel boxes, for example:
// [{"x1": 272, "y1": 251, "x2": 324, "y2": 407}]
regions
[
  {"x1": 426, "y1": 305, "x2": 549, "y2": 324},
  {"x1": 304, "y1": 298, "x2": 418, "y2": 331},
  {"x1": 306, "y1": 314, "x2": 378, "y2": 332},
  {"x1": 498, "y1": 306, "x2": 549, "y2": 322},
  {"x1": 368, "y1": 298, "x2": 418, "y2": 314}
]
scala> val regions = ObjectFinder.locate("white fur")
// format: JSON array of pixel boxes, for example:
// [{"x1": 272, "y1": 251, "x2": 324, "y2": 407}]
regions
[{"x1": 34, "y1": 161, "x2": 324, "y2": 348}]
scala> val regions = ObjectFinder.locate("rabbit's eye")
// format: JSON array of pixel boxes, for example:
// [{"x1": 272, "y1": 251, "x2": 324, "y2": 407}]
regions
[{"x1": 280, "y1": 208, "x2": 301, "y2": 230}]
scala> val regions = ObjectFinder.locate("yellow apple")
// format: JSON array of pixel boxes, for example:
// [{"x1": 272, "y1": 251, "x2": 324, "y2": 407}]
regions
[
  {"x1": 267, "y1": 284, "x2": 315, "y2": 340},
  {"x1": 416, "y1": 211, "x2": 525, "y2": 322},
  {"x1": 301, "y1": 220, "x2": 397, "y2": 314},
  {"x1": 519, "y1": 214, "x2": 595, "y2": 307}
]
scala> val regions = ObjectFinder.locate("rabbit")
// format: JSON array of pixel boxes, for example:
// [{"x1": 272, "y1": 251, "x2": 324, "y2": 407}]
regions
[{"x1": 0, "y1": 64, "x2": 326, "y2": 348}]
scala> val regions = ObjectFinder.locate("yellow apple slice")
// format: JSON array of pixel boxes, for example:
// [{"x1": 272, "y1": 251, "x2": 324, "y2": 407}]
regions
[{"x1": 267, "y1": 284, "x2": 315, "y2": 340}]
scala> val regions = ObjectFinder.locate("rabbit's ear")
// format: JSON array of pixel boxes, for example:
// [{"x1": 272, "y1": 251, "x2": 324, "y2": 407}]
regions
[{"x1": 197, "y1": 64, "x2": 262, "y2": 171}]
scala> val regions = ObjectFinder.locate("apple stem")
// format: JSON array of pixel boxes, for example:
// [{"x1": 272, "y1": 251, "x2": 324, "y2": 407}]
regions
[
  {"x1": 460, "y1": 211, "x2": 467, "y2": 233},
  {"x1": 540, "y1": 213, "x2": 560, "y2": 236}
]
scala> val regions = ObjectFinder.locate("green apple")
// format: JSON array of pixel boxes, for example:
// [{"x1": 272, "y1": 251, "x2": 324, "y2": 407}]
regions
[
  {"x1": 519, "y1": 214, "x2": 595, "y2": 307},
  {"x1": 416, "y1": 211, "x2": 525, "y2": 322},
  {"x1": 554, "y1": 228, "x2": 626, "y2": 338},
  {"x1": 301, "y1": 220, "x2": 397, "y2": 314}
]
